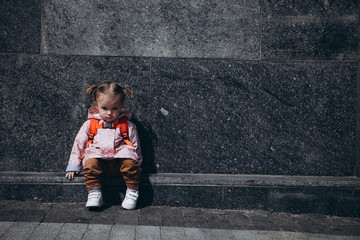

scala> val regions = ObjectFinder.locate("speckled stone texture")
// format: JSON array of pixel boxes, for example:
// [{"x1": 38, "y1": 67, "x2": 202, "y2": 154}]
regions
[
  {"x1": 41, "y1": 0, "x2": 260, "y2": 58},
  {"x1": 0, "y1": 0, "x2": 41, "y2": 53},
  {"x1": 0, "y1": 55, "x2": 151, "y2": 172},
  {"x1": 151, "y1": 59, "x2": 356, "y2": 175},
  {"x1": 0, "y1": 0, "x2": 359, "y2": 178},
  {"x1": 0, "y1": 55, "x2": 356, "y2": 176},
  {"x1": 261, "y1": 0, "x2": 358, "y2": 60},
  {"x1": 1, "y1": 172, "x2": 360, "y2": 217}
]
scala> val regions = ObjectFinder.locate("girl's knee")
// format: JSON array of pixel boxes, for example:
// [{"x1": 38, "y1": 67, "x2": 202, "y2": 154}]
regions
[
  {"x1": 84, "y1": 158, "x2": 103, "y2": 175},
  {"x1": 120, "y1": 159, "x2": 139, "y2": 173},
  {"x1": 84, "y1": 158, "x2": 100, "y2": 167}
]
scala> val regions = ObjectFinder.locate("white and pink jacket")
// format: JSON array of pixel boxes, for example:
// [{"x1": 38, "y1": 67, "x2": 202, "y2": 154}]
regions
[{"x1": 66, "y1": 107, "x2": 142, "y2": 172}]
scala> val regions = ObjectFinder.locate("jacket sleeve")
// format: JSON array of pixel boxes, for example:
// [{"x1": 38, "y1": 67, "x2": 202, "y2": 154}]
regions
[
  {"x1": 128, "y1": 122, "x2": 143, "y2": 166},
  {"x1": 66, "y1": 120, "x2": 90, "y2": 172}
]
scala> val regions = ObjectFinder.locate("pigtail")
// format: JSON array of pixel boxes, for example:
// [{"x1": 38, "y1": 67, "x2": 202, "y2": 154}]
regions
[
  {"x1": 85, "y1": 85, "x2": 98, "y2": 104},
  {"x1": 123, "y1": 85, "x2": 133, "y2": 99}
]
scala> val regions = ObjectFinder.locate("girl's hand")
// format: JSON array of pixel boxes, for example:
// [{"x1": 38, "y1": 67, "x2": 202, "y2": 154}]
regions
[{"x1": 65, "y1": 171, "x2": 79, "y2": 180}]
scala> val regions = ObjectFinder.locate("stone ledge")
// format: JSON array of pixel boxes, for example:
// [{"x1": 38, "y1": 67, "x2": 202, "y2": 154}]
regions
[
  {"x1": 1, "y1": 172, "x2": 360, "y2": 217},
  {"x1": 1, "y1": 172, "x2": 359, "y2": 188}
]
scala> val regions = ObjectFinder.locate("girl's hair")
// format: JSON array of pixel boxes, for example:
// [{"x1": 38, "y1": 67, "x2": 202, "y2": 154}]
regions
[{"x1": 85, "y1": 81, "x2": 132, "y2": 104}]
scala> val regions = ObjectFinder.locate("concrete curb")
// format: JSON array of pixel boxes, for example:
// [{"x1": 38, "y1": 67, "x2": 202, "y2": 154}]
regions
[
  {"x1": 1, "y1": 172, "x2": 360, "y2": 218},
  {"x1": 1, "y1": 172, "x2": 360, "y2": 188}
]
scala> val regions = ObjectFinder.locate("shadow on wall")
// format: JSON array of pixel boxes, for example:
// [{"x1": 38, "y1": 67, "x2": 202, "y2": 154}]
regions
[
  {"x1": 132, "y1": 116, "x2": 158, "y2": 208},
  {"x1": 132, "y1": 116, "x2": 158, "y2": 174}
]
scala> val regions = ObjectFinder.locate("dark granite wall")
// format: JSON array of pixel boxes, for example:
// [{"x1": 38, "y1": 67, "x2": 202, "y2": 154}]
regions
[
  {"x1": 0, "y1": 0, "x2": 358, "y2": 176},
  {"x1": 357, "y1": 3, "x2": 360, "y2": 177}
]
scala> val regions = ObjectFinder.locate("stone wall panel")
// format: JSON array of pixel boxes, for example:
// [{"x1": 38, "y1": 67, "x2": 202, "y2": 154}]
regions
[
  {"x1": 0, "y1": 55, "x2": 151, "y2": 172},
  {"x1": 261, "y1": 0, "x2": 359, "y2": 60},
  {"x1": 150, "y1": 58, "x2": 356, "y2": 175},
  {"x1": 42, "y1": 0, "x2": 260, "y2": 59},
  {"x1": 0, "y1": 0, "x2": 41, "y2": 53}
]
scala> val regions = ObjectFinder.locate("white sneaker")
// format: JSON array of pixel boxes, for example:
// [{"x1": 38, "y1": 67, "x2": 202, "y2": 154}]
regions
[
  {"x1": 86, "y1": 191, "x2": 103, "y2": 208},
  {"x1": 122, "y1": 189, "x2": 139, "y2": 210}
]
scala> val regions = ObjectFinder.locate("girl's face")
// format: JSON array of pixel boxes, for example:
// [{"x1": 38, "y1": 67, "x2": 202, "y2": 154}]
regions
[{"x1": 96, "y1": 93, "x2": 123, "y2": 123}]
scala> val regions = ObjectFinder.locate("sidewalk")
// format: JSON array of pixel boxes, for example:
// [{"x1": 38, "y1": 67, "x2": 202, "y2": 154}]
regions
[{"x1": 0, "y1": 200, "x2": 359, "y2": 239}]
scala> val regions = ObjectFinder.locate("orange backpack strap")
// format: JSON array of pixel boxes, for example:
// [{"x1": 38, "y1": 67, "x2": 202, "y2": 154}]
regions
[
  {"x1": 86, "y1": 118, "x2": 100, "y2": 148},
  {"x1": 84, "y1": 117, "x2": 133, "y2": 151},
  {"x1": 81, "y1": 118, "x2": 100, "y2": 159},
  {"x1": 117, "y1": 117, "x2": 133, "y2": 146}
]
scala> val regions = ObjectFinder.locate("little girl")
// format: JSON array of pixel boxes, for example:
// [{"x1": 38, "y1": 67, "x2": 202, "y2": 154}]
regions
[{"x1": 65, "y1": 81, "x2": 142, "y2": 210}]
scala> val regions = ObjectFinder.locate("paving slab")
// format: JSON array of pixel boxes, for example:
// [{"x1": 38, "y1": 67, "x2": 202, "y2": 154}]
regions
[
  {"x1": 43, "y1": 203, "x2": 93, "y2": 224},
  {"x1": 159, "y1": 207, "x2": 186, "y2": 227},
  {"x1": 184, "y1": 228, "x2": 209, "y2": 240},
  {"x1": 244, "y1": 211, "x2": 279, "y2": 231},
  {"x1": 54, "y1": 223, "x2": 88, "y2": 240},
  {"x1": 0, "y1": 209, "x2": 24, "y2": 221},
  {"x1": 0, "y1": 221, "x2": 359, "y2": 240},
  {"x1": 160, "y1": 226, "x2": 186, "y2": 240},
  {"x1": 28, "y1": 222, "x2": 64, "y2": 240},
  {"x1": 293, "y1": 213, "x2": 332, "y2": 234},
  {"x1": 82, "y1": 224, "x2": 112, "y2": 240},
  {"x1": 226, "y1": 211, "x2": 255, "y2": 230},
  {"x1": 18, "y1": 209, "x2": 49, "y2": 222},
  {"x1": 183, "y1": 207, "x2": 209, "y2": 229},
  {"x1": 115, "y1": 209, "x2": 140, "y2": 225},
  {"x1": 276, "y1": 231, "x2": 360, "y2": 240},
  {"x1": 207, "y1": 229, "x2": 239, "y2": 240},
  {"x1": 230, "y1": 230, "x2": 260, "y2": 240},
  {"x1": 0, "y1": 222, "x2": 39, "y2": 240},
  {"x1": 266, "y1": 211, "x2": 302, "y2": 232},
  {"x1": 135, "y1": 226, "x2": 160, "y2": 240},
  {"x1": 203, "y1": 209, "x2": 234, "y2": 230},
  {"x1": 138, "y1": 206, "x2": 162, "y2": 226},
  {"x1": 0, "y1": 222, "x2": 14, "y2": 237},
  {"x1": 109, "y1": 225, "x2": 136, "y2": 240},
  {"x1": 89, "y1": 205, "x2": 120, "y2": 224},
  {"x1": 0, "y1": 200, "x2": 360, "y2": 239}
]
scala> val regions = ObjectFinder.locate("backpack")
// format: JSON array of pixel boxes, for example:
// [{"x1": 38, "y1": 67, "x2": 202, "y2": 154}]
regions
[{"x1": 85, "y1": 117, "x2": 133, "y2": 149}]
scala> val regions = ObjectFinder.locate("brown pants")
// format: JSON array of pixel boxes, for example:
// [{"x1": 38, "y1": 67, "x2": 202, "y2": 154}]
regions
[{"x1": 83, "y1": 158, "x2": 140, "y2": 191}]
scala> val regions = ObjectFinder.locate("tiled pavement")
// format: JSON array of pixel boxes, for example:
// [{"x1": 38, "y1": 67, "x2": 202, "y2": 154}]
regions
[{"x1": 0, "y1": 200, "x2": 359, "y2": 239}]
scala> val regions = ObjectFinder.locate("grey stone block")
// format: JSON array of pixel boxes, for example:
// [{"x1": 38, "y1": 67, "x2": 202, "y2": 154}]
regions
[
  {"x1": 0, "y1": 54, "x2": 357, "y2": 176},
  {"x1": 261, "y1": 0, "x2": 359, "y2": 60},
  {"x1": 0, "y1": 184, "x2": 63, "y2": 202},
  {"x1": 109, "y1": 225, "x2": 136, "y2": 240},
  {"x1": 115, "y1": 210, "x2": 139, "y2": 225},
  {"x1": 0, "y1": 222, "x2": 14, "y2": 237},
  {"x1": 28, "y1": 223, "x2": 64, "y2": 240},
  {"x1": 0, "y1": 54, "x2": 151, "y2": 172},
  {"x1": 0, "y1": 0, "x2": 41, "y2": 53},
  {"x1": 135, "y1": 226, "x2": 160, "y2": 240},
  {"x1": 42, "y1": 203, "x2": 93, "y2": 224},
  {"x1": 151, "y1": 58, "x2": 357, "y2": 175},
  {"x1": 2, "y1": 172, "x2": 360, "y2": 217},
  {"x1": 146, "y1": 185, "x2": 267, "y2": 210},
  {"x1": 1, "y1": 222, "x2": 39, "y2": 240},
  {"x1": 268, "y1": 188, "x2": 360, "y2": 218},
  {"x1": 160, "y1": 227, "x2": 186, "y2": 240},
  {"x1": 150, "y1": 185, "x2": 224, "y2": 209},
  {"x1": 1, "y1": 172, "x2": 360, "y2": 217},
  {"x1": 42, "y1": 0, "x2": 260, "y2": 59},
  {"x1": 82, "y1": 224, "x2": 112, "y2": 240},
  {"x1": 223, "y1": 187, "x2": 267, "y2": 210},
  {"x1": 139, "y1": 207, "x2": 162, "y2": 226},
  {"x1": 159, "y1": 207, "x2": 186, "y2": 227},
  {"x1": 55, "y1": 223, "x2": 88, "y2": 240}
]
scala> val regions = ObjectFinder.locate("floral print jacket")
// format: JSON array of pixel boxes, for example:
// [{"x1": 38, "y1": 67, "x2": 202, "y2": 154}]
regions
[{"x1": 66, "y1": 107, "x2": 142, "y2": 172}]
